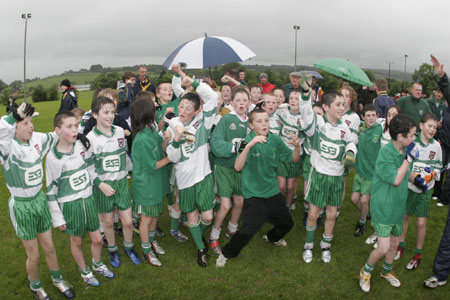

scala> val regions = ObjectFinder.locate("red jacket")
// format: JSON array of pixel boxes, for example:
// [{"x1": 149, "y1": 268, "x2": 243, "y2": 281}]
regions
[{"x1": 258, "y1": 82, "x2": 276, "y2": 93}]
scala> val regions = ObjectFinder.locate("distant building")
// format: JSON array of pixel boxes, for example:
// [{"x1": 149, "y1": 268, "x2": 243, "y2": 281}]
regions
[{"x1": 74, "y1": 84, "x2": 91, "y2": 91}]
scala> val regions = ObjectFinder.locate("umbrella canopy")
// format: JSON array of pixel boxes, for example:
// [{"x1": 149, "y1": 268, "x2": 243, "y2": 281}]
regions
[
  {"x1": 313, "y1": 58, "x2": 372, "y2": 87},
  {"x1": 162, "y1": 36, "x2": 256, "y2": 70},
  {"x1": 298, "y1": 70, "x2": 323, "y2": 79}
]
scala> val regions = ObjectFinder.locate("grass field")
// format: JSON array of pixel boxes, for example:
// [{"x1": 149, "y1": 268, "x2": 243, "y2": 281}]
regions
[{"x1": 0, "y1": 93, "x2": 449, "y2": 299}]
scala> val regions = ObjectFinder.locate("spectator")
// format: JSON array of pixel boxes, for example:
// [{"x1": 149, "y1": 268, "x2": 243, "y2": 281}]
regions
[
  {"x1": 238, "y1": 70, "x2": 247, "y2": 86},
  {"x1": 257, "y1": 73, "x2": 276, "y2": 93},
  {"x1": 397, "y1": 82, "x2": 431, "y2": 129},
  {"x1": 373, "y1": 78, "x2": 395, "y2": 118},
  {"x1": 134, "y1": 65, "x2": 156, "y2": 96},
  {"x1": 357, "y1": 84, "x2": 377, "y2": 112},
  {"x1": 6, "y1": 96, "x2": 15, "y2": 114},
  {"x1": 311, "y1": 76, "x2": 323, "y2": 103},
  {"x1": 59, "y1": 79, "x2": 78, "y2": 112},
  {"x1": 427, "y1": 87, "x2": 445, "y2": 140},
  {"x1": 281, "y1": 72, "x2": 302, "y2": 101},
  {"x1": 117, "y1": 71, "x2": 136, "y2": 120},
  {"x1": 401, "y1": 87, "x2": 409, "y2": 97}
]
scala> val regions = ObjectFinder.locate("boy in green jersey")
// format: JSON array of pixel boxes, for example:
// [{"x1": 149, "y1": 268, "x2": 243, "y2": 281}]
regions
[
  {"x1": 209, "y1": 87, "x2": 251, "y2": 254},
  {"x1": 216, "y1": 108, "x2": 300, "y2": 267},
  {"x1": 359, "y1": 114, "x2": 425, "y2": 292},
  {"x1": 351, "y1": 104, "x2": 382, "y2": 237}
]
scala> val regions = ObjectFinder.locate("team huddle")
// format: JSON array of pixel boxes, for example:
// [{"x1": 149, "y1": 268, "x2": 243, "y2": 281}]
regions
[{"x1": 1, "y1": 61, "x2": 448, "y2": 299}]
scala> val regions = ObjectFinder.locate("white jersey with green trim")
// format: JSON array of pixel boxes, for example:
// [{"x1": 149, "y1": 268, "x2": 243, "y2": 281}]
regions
[
  {"x1": 407, "y1": 138, "x2": 442, "y2": 193},
  {"x1": 0, "y1": 114, "x2": 58, "y2": 199},
  {"x1": 45, "y1": 140, "x2": 93, "y2": 227},
  {"x1": 166, "y1": 82, "x2": 219, "y2": 190},
  {"x1": 300, "y1": 97, "x2": 357, "y2": 176},
  {"x1": 342, "y1": 111, "x2": 360, "y2": 145},
  {"x1": 87, "y1": 125, "x2": 129, "y2": 183},
  {"x1": 269, "y1": 112, "x2": 280, "y2": 135},
  {"x1": 273, "y1": 106, "x2": 305, "y2": 151}
]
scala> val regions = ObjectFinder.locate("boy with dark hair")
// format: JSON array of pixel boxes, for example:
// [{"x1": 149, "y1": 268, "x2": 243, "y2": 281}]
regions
[
  {"x1": 351, "y1": 104, "x2": 382, "y2": 237},
  {"x1": 359, "y1": 114, "x2": 424, "y2": 292},
  {"x1": 216, "y1": 108, "x2": 299, "y2": 267},
  {"x1": 166, "y1": 76, "x2": 218, "y2": 267}
]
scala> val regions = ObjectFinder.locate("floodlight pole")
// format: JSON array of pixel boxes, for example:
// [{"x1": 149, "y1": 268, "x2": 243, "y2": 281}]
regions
[
  {"x1": 386, "y1": 61, "x2": 394, "y2": 87},
  {"x1": 22, "y1": 13, "x2": 31, "y2": 103},
  {"x1": 293, "y1": 25, "x2": 300, "y2": 71},
  {"x1": 403, "y1": 54, "x2": 408, "y2": 87}
]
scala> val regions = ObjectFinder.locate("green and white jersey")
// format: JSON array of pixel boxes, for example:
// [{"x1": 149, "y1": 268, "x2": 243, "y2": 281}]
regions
[
  {"x1": 86, "y1": 125, "x2": 129, "y2": 186},
  {"x1": 408, "y1": 137, "x2": 442, "y2": 193},
  {"x1": 0, "y1": 114, "x2": 57, "y2": 199},
  {"x1": 376, "y1": 118, "x2": 391, "y2": 147},
  {"x1": 269, "y1": 112, "x2": 280, "y2": 135},
  {"x1": 45, "y1": 140, "x2": 93, "y2": 227},
  {"x1": 273, "y1": 106, "x2": 305, "y2": 151},
  {"x1": 166, "y1": 82, "x2": 218, "y2": 189},
  {"x1": 300, "y1": 95, "x2": 357, "y2": 176},
  {"x1": 210, "y1": 111, "x2": 250, "y2": 168},
  {"x1": 342, "y1": 110, "x2": 360, "y2": 145}
]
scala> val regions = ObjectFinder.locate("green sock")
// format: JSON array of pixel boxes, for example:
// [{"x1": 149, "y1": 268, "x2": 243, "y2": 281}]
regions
[
  {"x1": 305, "y1": 225, "x2": 316, "y2": 243},
  {"x1": 171, "y1": 217, "x2": 179, "y2": 231},
  {"x1": 189, "y1": 222, "x2": 205, "y2": 250},
  {"x1": 92, "y1": 259, "x2": 103, "y2": 268},
  {"x1": 29, "y1": 277, "x2": 42, "y2": 290},
  {"x1": 79, "y1": 265, "x2": 90, "y2": 275},
  {"x1": 200, "y1": 220, "x2": 211, "y2": 234},
  {"x1": 167, "y1": 192, "x2": 174, "y2": 206},
  {"x1": 124, "y1": 241, "x2": 134, "y2": 251},
  {"x1": 399, "y1": 241, "x2": 406, "y2": 249},
  {"x1": 107, "y1": 244, "x2": 118, "y2": 252},
  {"x1": 382, "y1": 261, "x2": 393, "y2": 274},
  {"x1": 50, "y1": 268, "x2": 62, "y2": 283},
  {"x1": 149, "y1": 231, "x2": 156, "y2": 243},
  {"x1": 363, "y1": 260, "x2": 374, "y2": 274},
  {"x1": 142, "y1": 242, "x2": 152, "y2": 254},
  {"x1": 414, "y1": 248, "x2": 422, "y2": 255}
]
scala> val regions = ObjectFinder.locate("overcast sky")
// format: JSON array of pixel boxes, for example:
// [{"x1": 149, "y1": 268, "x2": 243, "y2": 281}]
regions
[{"x1": 1, "y1": 0, "x2": 450, "y2": 83}]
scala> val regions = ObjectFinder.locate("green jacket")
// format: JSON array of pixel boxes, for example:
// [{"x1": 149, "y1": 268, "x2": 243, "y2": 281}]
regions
[
  {"x1": 397, "y1": 95, "x2": 431, "y2": 129},
  {"x1": 426, "y1": 97, "x2": 446, "y2": 121}
]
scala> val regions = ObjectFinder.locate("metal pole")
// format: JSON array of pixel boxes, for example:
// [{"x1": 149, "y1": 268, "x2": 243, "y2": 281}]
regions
[
  {"x1": 403, "y1": 54, "x2": 408, "y2": 87},
  {"x1": 22, "y1": 13, "x2": 31, "y2": 103},
  {"x1": 293, "y1": 25, "x2": 300, "y2": 71},
  {"x1": 386, "y1": 61, "x2": 394, "y2": 87}
]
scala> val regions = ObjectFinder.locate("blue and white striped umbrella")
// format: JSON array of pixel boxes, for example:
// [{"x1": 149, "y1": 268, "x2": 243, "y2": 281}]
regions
[{"x1": 162, "y1": 36, "x2": 256, "y2": 69}]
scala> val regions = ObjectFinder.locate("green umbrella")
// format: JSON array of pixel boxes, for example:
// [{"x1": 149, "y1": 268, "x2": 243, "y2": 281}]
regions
[{"x1": 313, "y1": 58, "x2": 373, "y2": 87}]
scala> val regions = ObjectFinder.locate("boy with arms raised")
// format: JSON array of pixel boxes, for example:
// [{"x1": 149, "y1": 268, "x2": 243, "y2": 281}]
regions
[
  {"x1": 216, "y1": 108, "x2": 299, "y2": 267},
  {"x1": 166, "y1": 76, "x2": 218, "y2": 267},
  {"x1": 351, "y1": 104, "x2": 382, "y2": 237},
  {"x1": 208, "y1": 87, "x2": 251, "y2": 254},
  {"x1": 359, "y1": 114, "x2": 424, "y2": 292},
  {"x1": 1, "y1": 103, "x2": 74, "y2": 299}
]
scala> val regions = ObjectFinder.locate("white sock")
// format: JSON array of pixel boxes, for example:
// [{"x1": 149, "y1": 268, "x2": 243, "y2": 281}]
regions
[
  {"x1": 228, "y1": 222, "x2": 238, "y2": 233},
  {"x1": 210, "y1": 227, "x2": 221, "y2": 240}
]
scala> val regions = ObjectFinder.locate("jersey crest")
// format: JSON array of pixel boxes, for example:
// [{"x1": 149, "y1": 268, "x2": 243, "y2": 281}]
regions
[
  {"x1": 118, "y1": 138, "x2": 125, "y2": 148},
  {"x1": 429, "y1": 151, "x2": 436, "y2": 160}
]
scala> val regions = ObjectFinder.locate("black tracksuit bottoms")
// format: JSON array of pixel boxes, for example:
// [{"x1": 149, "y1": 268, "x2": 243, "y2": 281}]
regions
[{"x1": 222, "y1": 193, "x2": 294, "y2": 259}]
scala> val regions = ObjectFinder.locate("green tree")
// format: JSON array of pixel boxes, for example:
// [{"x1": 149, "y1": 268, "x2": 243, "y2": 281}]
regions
[
  {"x1": 364, "y1": 70, "x2": 376, "y2": 82},
  {"x1": 0, "y1": 79, "x2": 6, "y2": 92},
  {"x1": 93, "y1": 72, "x2": 121, "y2": 89},
  {"x1": 0, "y1": 87, "x2": 11, "y2": 105},
  {"x1": 46, "y1": 84, "x2": 59, "y2": 101},
  {"x1": 317, "y1": 71, "x2": 340, "y2": 91},
  {"x1": 9, "y1": 80, "x2": 22, "y2": 93},
  {"x1": 412, "y1": 63, "x2": 438, "y2": 97},
  {"x1": 388, "y1": 79, "x2": 402, "y2": 96},
  {"x1": 31, "y1": 85, "x2": 47, "y2": 102},
  {"x1": 90, "y1": 64, "x2": 104, "y2": 72}
]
